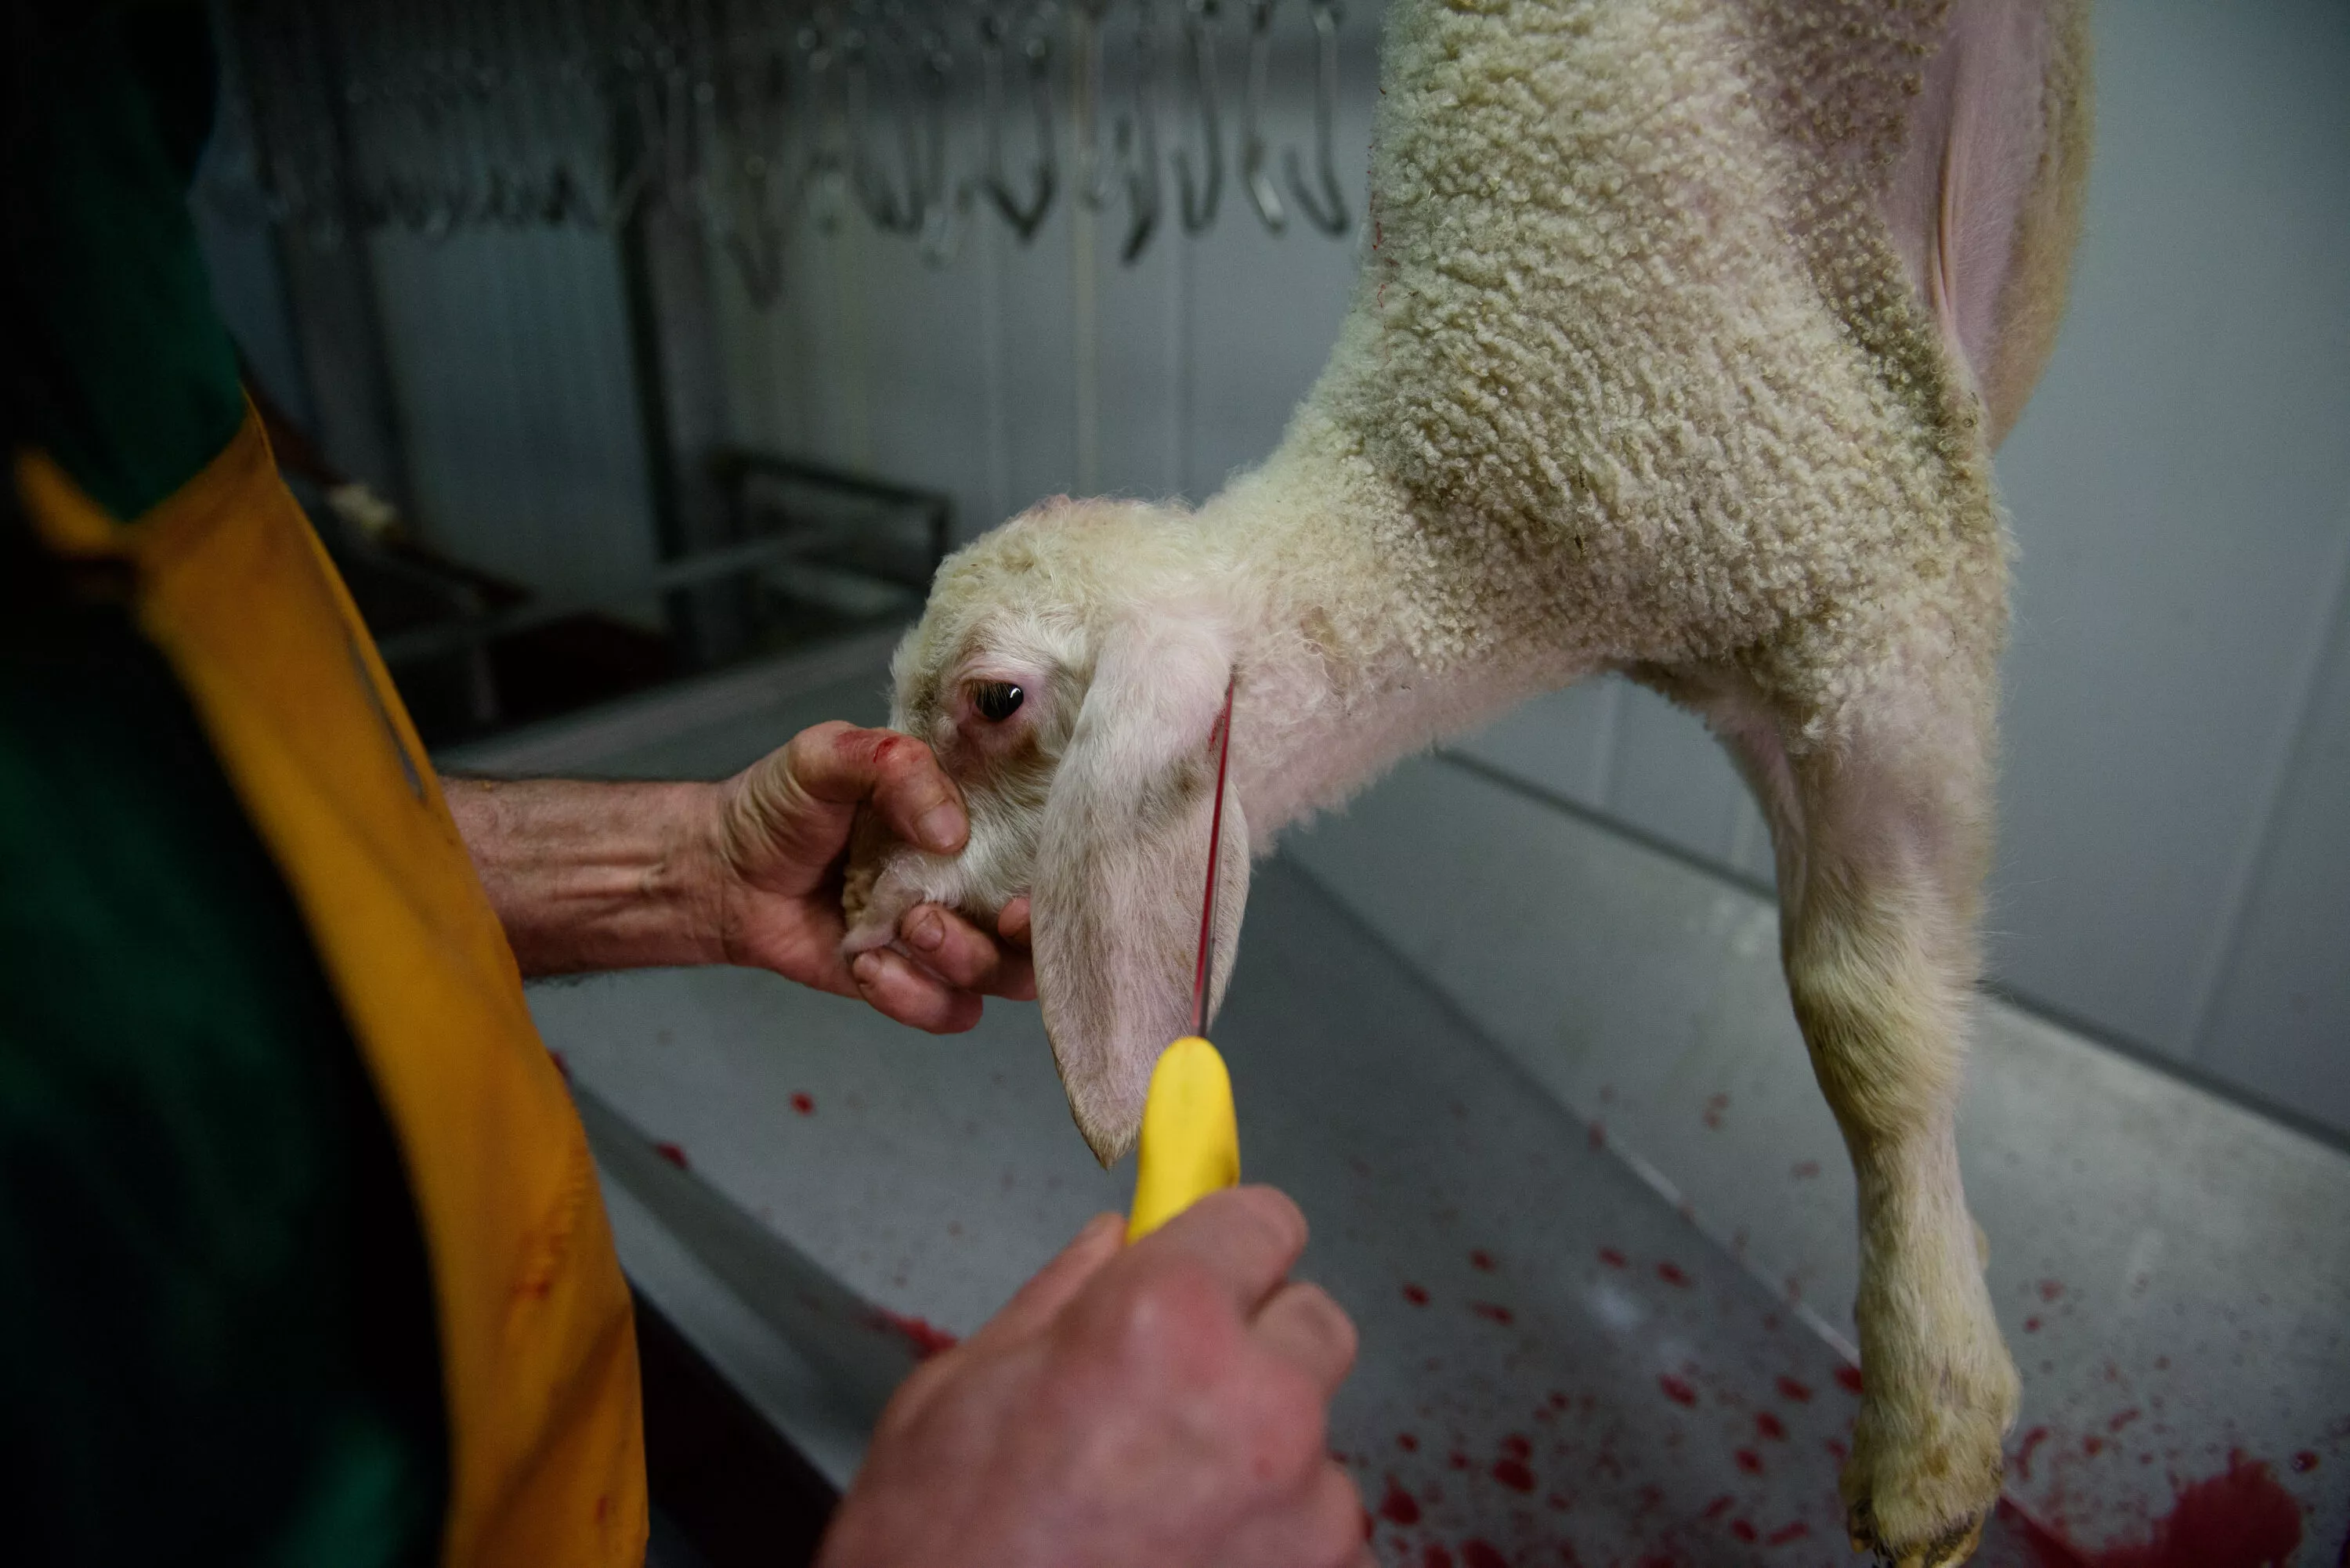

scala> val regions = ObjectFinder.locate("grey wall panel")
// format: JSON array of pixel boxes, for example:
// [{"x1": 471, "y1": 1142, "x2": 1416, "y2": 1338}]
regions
[
  {"x1": 1985, "y1": 0, "x2": 2350, "y2": 1064},
  {"x1": 192, "y1": 207, "x2": 315, "y2": 428},
  {"x1": 2193, "y1": 558, "x2": 2350, "y2": 1133},
  {"x1": 1451, "y1": 680, "x2": 1622, "y2": 814},
  {"x1": 369, "y1": 226, "x2": 658, "y2": 603}
]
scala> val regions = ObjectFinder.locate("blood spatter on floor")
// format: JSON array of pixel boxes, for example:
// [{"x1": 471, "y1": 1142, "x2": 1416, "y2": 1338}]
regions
[
  {"x1": 653, "y1": 1140, "x2": 689, "y2": 1169},
  {"x1": 1457, "y1": 1541, "x2": 1506, "y2": 1568},
  {"x1": 1399, "y1": 1433, "x2": 1421, "y2": 1452},
  {"x1": 1755, "y1": 1412, "x2": 1786, "y2": 1441},
  {"x1": 1655, "y1": 1262, "x2": 1693, "y2": 1288},
  {"x1": 1499, "y1": 1433, "x2": 1531, "y2": 1461},
  {"x1": 1379, "y1": 1477, "x2": 1425, "y2": 1526},
  {"x1": 1598, "y1": 1247, "x2": 1629, "y2": 1269},
  {"x1": 790, "y1": 1091, "x2": 815, "y2": 1115},
  {"x1": 2040, "y1": 1279, "x2": 2066, "y2": 1302},
  {"x1": 1469, "y1": 1302, "x2": 1515, "y2": 1325},
  {"x1": 1702, "y1": 1093, "x2": 1730, "y2": 1131},
  {"x1": 1775, "y1": 1375, "x2": 1813, "y2": 1403},
  {"x1": 1833, "y1": 1365, "x2": 1864, "y2": 1394},
  {"x1": 1470, "y1": 1248, "x2": 1499, "y2": 1271},
  {"x1": 2290, "y1": 1450, "x2": 2317, "y2": 1472},
  {"x1": 1491, "y1": 1458, "x2": 1535, "y2": 1493},
  {"x1": 2017, "y1": 1425, "x2": 2054, "y2": 1481},
  {"x1": 1734, "y1": 1448, "x2": 1763, "y2": 1475},
  {"x1": 2014, "y1": 1451, "x2": 2304, "y2": 1568},
  {"x1": 1657, "y1": 1375, "x2": 1698, "y2": 1407},
  {"x1": 1764, "y1": 1520, "x2": 1810, "y2": 1545},
  {"x1": 1404, "y1": 1283, "x2": 1432, "y2": 1306}
]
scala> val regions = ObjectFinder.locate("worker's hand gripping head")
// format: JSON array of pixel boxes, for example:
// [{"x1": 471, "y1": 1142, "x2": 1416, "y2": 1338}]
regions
[{"x1": 841, "y1": 498, "x2": 1249, "y2": 1163}]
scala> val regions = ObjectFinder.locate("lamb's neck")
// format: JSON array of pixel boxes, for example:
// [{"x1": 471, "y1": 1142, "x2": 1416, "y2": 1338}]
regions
[{"x1": 1192, "y1": 417, "x2": 1581, "y2": 845}]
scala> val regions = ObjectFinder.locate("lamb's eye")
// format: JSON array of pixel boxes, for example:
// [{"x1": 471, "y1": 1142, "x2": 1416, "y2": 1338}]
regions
[{"x1": 972, "y1": 681, "x2": 1025, "y2": 722}]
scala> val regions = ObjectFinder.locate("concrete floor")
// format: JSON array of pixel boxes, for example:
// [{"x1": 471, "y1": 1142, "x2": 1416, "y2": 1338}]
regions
[{"x1": 454, "y1": 643, "x2": 2350, "y2": 1565}]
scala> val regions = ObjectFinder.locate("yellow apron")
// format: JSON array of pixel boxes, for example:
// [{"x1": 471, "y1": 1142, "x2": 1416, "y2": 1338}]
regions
[{"x1": 16, "y1": 410, "x2": 648, "y2": 1568}]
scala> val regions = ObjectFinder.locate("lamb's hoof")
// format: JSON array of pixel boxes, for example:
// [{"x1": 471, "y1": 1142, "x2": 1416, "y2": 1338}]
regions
[
  {"x1": 1846, "y1": 1499, "x2": 1987, "y2": 1568},
  {"x1": 1838, "y1": 1371, "x2": 2010, "y2": 1568}
]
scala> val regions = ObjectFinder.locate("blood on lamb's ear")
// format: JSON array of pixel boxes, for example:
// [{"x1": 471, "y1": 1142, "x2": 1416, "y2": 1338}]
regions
[{"x1": 1030, "y1": 615, "x2": 1249, "y2": 1166}]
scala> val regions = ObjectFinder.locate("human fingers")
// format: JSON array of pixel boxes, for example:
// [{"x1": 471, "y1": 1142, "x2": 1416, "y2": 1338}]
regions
[
  {"x1": 1130, "y1": 1185, "x2": 1308, "y2": 1319},
  {"x1": 1220, "y1": 1460, "x2": 1371, "y2": 1568},
  {"x1": 781, "y1": 724, "x2": 967, "y2": 853},
  {"x1": 1249, "y1": 1281, "x2": 1358, "y2": 1399},
  {"x1": 997, "y1": 897, "x2": 1032, "y2": 948},
  {"x1": 967, "y1": 1212, "x2": 1127, "y2": 1349},
  {"x1": 849, "y1": 948, "x2": 984, "y2": 1034},
  {"x1": 898, "y1": 904, "x2": 1037, "y2": 1000}
]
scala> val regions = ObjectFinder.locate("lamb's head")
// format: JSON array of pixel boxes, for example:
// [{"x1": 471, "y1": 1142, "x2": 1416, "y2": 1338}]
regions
[{"x1": 841, "y1": 495, "x2": 1249, "y2": 1164}]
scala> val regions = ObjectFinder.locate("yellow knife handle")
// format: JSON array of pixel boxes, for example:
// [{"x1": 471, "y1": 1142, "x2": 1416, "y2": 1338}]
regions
[{"x1": 1126, "y1": 1036, "x2": 1241, "y2": 1241}]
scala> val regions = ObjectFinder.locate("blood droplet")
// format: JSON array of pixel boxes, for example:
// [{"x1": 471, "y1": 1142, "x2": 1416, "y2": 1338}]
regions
[
  {"x1": 790, "y1": 1092, "x2": 815, "y2": 1115},
  {"x1": 1766, "y1": 1522, "x2": 1811, "y2": 1545},
  {"x1": 1470, "y1": 1302, "x2": 1514, "y2": 1325},
  {"x1": 1658, "y1": 1375, "x2": 1698, "y2": 1407},
  {"x1": 870, "y1": 1309, "x2": 959, "y2": 1360},
  {"x1": 1598, "y1": 1246, "x2": 1629, "y2": 1269},
  {"x1": 653, "y1": 1141, "x2": 689, "y2": 1169},
  {"x1": 1776, "y1": 1375, "x2": 1813, "y2": 1403},
  {"x1": 1402, "y1": 1283, "x2": 1430, "y2": 1306},
  {"x1": 1731, "y1": 1519, "x2": 1758, "y2": 1542},
  {"x1": 1835, "y1": 1365, "x2": 1864, "y2": 1395},
  {"x1": 1755, "y1": 1412, "x2": 1786, "y2": 1441},
  {"x1": 1376, "y1": 1477, "x2": 1421, "y2": 1526},
  {"x1": 1470, "y1": 1248, "x2": 1498, "y2": 1271},
  {"x1": 1460, "y1": 1541, "x2": 1506, "y2": 1568},
  {"x1": 1491, "y1": 1458, "x2": 1535, "y2": 1492},
  {"x1": 1735, "y1": 1448, "x2": 1763, "y2": 1475},
  {"x1": 1657, "y1": 1262, "x2": 1694, "y2": 1288},
  {"x1": 2016, "y1": 1425, "x2": 2052, "y2": 1482}
]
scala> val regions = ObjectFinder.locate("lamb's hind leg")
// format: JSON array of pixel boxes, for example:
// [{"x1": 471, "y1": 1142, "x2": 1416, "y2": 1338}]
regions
[{"x1": 1726, "y1": 682, "x2": 2018, "y2": 1567}]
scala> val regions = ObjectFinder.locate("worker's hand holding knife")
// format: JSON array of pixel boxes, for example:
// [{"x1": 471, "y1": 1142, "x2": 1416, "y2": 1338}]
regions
[{"x1": 819, "y1": 1187, "x2": 1368, "y2": 1568}]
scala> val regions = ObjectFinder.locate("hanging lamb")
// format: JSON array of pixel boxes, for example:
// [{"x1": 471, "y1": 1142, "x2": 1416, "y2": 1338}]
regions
[{"x1": 843, "y1": 2, "x2": 2092, "y2": 1563}]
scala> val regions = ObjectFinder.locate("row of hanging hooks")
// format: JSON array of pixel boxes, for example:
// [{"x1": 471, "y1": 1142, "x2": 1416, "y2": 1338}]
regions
[{"x1": 212, "y1": 0, "x2": 1358, "y2": 304}]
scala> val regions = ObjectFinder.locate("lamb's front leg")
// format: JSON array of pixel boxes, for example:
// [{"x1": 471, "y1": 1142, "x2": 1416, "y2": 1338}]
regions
[{"x1": 1769, "y1": 703, "x2": 2019, "y2": 1567}]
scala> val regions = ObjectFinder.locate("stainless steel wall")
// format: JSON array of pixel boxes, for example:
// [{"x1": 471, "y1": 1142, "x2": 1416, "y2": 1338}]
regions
[{"x1": 199, "y1": 0, "x2": 2349, "y2": 1137}]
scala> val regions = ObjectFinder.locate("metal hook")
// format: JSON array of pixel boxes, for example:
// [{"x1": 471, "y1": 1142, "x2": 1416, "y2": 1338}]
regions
[
  {"x1": 1173, "y1": 0, "x2": 1224, "y2": 233},
  {"x1": 1070, "y1": 0, "x2": 1120, "y2": 210},
  {"x1": 978, "y1": 6, "x2": 1057, "y2": 242},
  {"x1": 1283, "y1": 0, "x2": 1347, "y2": 234},
  {"x1": 1239, "y1": 0, "x2": 1284, "y2": 233},
  {"x1": 843, "y1": 24, "x2": 921, "y2": 233},
  {"x1": 1116, "y1": 0, "x2": 1162, "y2": 262}
]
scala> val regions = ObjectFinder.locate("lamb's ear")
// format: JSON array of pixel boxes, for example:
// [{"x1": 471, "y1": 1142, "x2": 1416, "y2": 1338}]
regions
[{"x1": 1032, "y1": 616, "x2": 1249, "y2": 1166}]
